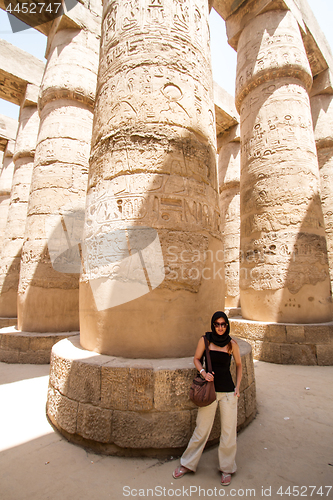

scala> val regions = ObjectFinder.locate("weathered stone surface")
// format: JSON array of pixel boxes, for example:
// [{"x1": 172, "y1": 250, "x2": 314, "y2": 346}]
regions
[
  {"x1": 67, "y1": 361, "x2": 101, "y2": 405},
  {"x1": 101, "y1": 366, "x2": 131, "y2": 411},
  {"x1": 77, "y1": 403, "x2": 112, "y2": 443},
  {"x1": 237, "y1": 391, "x2": 246, "y2": 427},
  {"x1": 235, "y1": 9, "x2": 331, "y2": 323},
  {"x1": 0, "y1": 40, "x2": 44, "y2": 106},
  {"x1": 0, "y1": 327, "x2": 79, "y2": 364},
  {"x1": 230, "y1": 318, "x2": 333, "y2": 365},
  {"x1": 154, "y1": 368, "x2": 197, "y2": 411},
  {"x1": 214, "y1": 83, "x2": 239, "y2": 137},
  {"x1": 244, "y1": 381, "x2": 256, "y2": 419},
  {"x1": 0, "y1": 115, "x2": 18, "y2": 151},
  {"x1": 111, "y1": 410, "x2": 192, "y2": 449},
  {"x1": 218, "y1": 133, "x2": 240, "y2": 308},
  {"x1": 80, "y1": 0, "x2": 224, "y2": 359},
  {"x1": 311, "y1": 94, "x2": 333, "y2": 294},
  {"x1": 280, "y1": 344, "x2": 317, "y2": 365},
  {"x1": 0, "y1": 99, "x2": 39, "y2": 317},
  {"x1": 17, "y1": 28, "x2": 99, "y2": 333},
  {"x1": 316, "y1": 344, "x2": 333, "y2": 366},
  {"x1": 47, "y1": 385, "x2": 78, "y2": 434}
]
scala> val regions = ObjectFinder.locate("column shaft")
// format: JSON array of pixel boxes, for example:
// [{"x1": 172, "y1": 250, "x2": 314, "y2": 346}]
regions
[
  {"x1": 311, "y1": 94, "x2": 333, "y2": 290},
  {"x1": 235, "y1": 10, "x2": 331, "y2": 323},
  {"x1": 0, "y1": 141, "x2": 15, "y2": 252},
  {"x1": 80, "y1": 0, "x2": 223, "y2": 358},
  {"x1": 17, "y1": 28, "x2": 99, "y2": 332},
  {"x1": 0, "y1": 102, "x2": 39, "y2": 317},
  {"x1": 218, "y1": 128, "x2": 240, "y2": 308}
]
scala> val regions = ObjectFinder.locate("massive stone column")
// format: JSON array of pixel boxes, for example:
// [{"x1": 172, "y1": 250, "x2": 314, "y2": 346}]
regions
[
  {"x1": 218, "y1": 125, "x2": 240, "y2": 308},
  {"x1": 0, "y1": 140, "x2": 15, "y2": 251},
  {"x1": 17, "y1": 28, "x2": 99, "y2": 332},
  {"x1": 80, "y1": 0, "x2": 223, "y2": 358},
  {"x1": 0, "y1": 88, "x2": 39, "y2": 317},
  {"x1": 311, "y1": 92, "x2": 333, "y2": 289},
  {"x1": 235, "y1": 9, "x2": 332, "y2": 323}
]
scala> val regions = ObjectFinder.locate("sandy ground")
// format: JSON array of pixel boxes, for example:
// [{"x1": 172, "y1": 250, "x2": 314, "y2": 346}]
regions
[{"x1": 0, "y1": 360, "x2": 332, "y2": 500}]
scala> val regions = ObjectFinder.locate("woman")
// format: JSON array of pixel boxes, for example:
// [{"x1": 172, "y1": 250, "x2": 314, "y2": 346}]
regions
[{"x1": 173, "y1": 311, "x2": 242, "y2": 486}]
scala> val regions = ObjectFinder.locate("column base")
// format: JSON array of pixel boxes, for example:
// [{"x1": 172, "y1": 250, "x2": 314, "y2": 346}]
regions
[
  {"x1": 229, "y1": 318, "x2": 333, "y2": 365},
  {"x1": 46, "y1": 336, "x2": 256, "y2": 457},
  {"x1": 0, "y1": 317, "x2": 17, "y2": 328},
  {"x1": 0, "y1": 326, "x2": 79, "y2": 364}
]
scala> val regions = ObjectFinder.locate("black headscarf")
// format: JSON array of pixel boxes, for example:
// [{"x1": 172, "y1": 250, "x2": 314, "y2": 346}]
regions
[{"x1": 205, "y1": 311, "x2": 231, "y2": 348}]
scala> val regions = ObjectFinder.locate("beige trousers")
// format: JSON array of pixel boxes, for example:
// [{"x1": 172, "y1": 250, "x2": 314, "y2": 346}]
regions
[{"x1": 180, "y1": 391, "x2": 237, "y2": 474}]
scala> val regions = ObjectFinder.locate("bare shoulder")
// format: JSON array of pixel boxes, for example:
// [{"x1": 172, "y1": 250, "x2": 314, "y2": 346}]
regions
[{"x1": 231, "y1": 338, "x2": 241, "y2": 361}]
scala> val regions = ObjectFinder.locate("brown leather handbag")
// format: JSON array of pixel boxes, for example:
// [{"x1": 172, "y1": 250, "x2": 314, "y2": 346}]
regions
[{"x1": 189, "y1": 336, "x2": 216, "y2": 407}]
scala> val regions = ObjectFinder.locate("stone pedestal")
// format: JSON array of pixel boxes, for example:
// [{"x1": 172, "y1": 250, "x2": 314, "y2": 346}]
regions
[
  {"x1": 46, "y1": 336, "x2": 256, "y2": 457},
  {"x1": 0, "y1": 327, "x2": 79, "y2": 364},
  {"x1": 80, "y1": 0, "x2": 223, "y2": 358},
  {"x1": 311, "y1": 94, "x2": 333, "y2": 289},
  {"x1": 234, "y1": 9, "x2": 332, "y2": 323},
  {"x1": 218, "y1": 126, "x2": 240, "y2": 308},
  {"x1": 17, "y1": 28, "x2": 99, "y2": 333},
  {"x1": 229, "y1": 317, "x2": 333, "y2": 365},
  {"x1": 0, "y1": 92, "x2": 39, "y2": 317}
]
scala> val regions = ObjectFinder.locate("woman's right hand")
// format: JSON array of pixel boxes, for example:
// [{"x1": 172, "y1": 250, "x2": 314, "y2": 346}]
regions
[{"x1": 204, "y1": 371, "x2": 214, "y2": 382}]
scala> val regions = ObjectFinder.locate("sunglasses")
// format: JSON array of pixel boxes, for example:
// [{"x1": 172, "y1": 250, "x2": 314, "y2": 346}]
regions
[{"x1": 214, "y1": 322, "x2": 227, "y2": 328}]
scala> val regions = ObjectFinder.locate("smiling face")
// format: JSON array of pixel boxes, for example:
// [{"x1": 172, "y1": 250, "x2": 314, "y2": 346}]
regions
[{"x1": 213, "y1": 318, "x2": 228, "y2": 335}]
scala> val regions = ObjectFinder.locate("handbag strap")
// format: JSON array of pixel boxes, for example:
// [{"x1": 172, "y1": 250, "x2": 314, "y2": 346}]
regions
[{"x1": 203, "y1": 335, "x2": 213, "y2": 373}]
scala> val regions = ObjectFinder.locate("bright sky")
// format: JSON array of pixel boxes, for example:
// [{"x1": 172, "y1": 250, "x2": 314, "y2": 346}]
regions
[{"x1": 0, "y1": 0, "x2": 332, "y2": 120}]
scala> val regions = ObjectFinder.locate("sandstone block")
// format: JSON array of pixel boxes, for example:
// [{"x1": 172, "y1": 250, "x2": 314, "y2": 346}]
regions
[
  {"x1": 67, "y1": 361, "x2": 101, "y2": 405},
  {"x1": 244, "y1": 382, "x2": 256, "y2": 419},
  {"x1": 304, "y1": 324, "x2": 332, "y2": 344},
  {"x1": 0, "y1": 348, "x2": 19, "y2": 363},
  {"x1": 18, "y1": 349, "x2": 50, "y2": 364},
  {"x1": 128, "y1": 368, "x2": 154, "y2": 411},
  {"x1": 280, "y1": 344, "x2": 317, "y2": 365},
  {"x1": 112, "y1": 410, "x2": 192, "y2": 449},
  {"x1": 237, "y1": 392, "x2": 246, "y2": 427},
  {"x1": 256, "y1": 340, "x2": 282, "y2": 364},
  {"x1": 154, "y1": 368, "x2": 196, "y2": 411},
  {"x1": 47, "y1": 385, "x2": 78, "y2": 434},
  {"x1": 49, "y1": 351, "x2": 73, "y2": 395},
  {"x1": 101, "y1": 366, "x2": 130, "y2": 410},
  {"x1": 286, "y1": 325, "x2": 306, "y2": 343},
  {"x1": 265, "y1": 324, "x2": 287, "y2": 343},
  {"x1": 316, "y1": 344, "x2": 333, "y2": 366},
  {"x1": 77, "y1": 403, "x2": 112, "y2": 443}
]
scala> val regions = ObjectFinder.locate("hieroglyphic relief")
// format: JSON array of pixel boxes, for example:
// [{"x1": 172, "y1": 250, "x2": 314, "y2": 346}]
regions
[
  {"x1": 84, "y1": 175, "x2": 220, "y2": 239},
  {"x1": 146, "y1": 0, "x2": 164, "y2": 24},
  {"x1": 235, "y1": 10, "x2": 312, "y2": 111},
  {"x1": 236, "y1": 9, "x2": 331, "y2": 322},
  {"x1": 89, "y1": 129, "x2": 217, "y2": 190},
  {"x1": 240, "y1": 232, "x2": 329, "y2": 294}
]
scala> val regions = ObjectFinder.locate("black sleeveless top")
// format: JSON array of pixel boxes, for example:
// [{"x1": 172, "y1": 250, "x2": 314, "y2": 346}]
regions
[{"x1": 209, "y1": 350, "x2": 235, "y2": 393}]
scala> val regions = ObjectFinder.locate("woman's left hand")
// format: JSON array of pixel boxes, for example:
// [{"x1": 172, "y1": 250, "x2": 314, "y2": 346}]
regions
[{"x1": 234, "y1": 387, "x2": 240, "y2": 398}]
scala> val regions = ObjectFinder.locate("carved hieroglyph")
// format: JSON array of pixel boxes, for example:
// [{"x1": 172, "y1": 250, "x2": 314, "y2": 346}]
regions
[
  {"x1": 311, "y1": 94, "x2": 333, "y2": 288},
  {"x1": 0, "y1": 141, "x2": 15, "y2": 253},
  {"x1": 80, "y1": 0, "x2": 223, "y2": 358},
  {"x1": 0, "y1": 104, "x2": 39, "y2": 317},
  {"x1": 17, "y1": 29, "x2": 99, "y2": 332},
  {"x1": 218, "y1": 132, "x2": 240, "y2": 307},
  {"x1": 235, "y1": 10, "x2": 332, "y2": 323}
]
